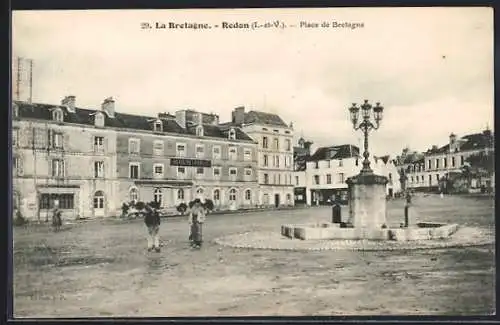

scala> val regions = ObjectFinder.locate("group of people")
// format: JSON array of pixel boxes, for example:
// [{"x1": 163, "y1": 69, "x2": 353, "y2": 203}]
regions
[
  {"x1": 143, "y1": 198, "x2": 206, "y2": 252},
  {"x1": 50, "y1": 199, "x2": 207, "y2": 251}
]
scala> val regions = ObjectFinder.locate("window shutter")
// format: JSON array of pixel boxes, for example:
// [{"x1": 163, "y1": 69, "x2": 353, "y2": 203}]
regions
[
  {"x1": 47, "y1": 130, "x2": 52, "y2": 148},
  {"x1": 62, "y1": 160, "x2": 66, "y2": 177},
  {"x1": 104, "y1": 137, "x2": 108, "y2": 153}
]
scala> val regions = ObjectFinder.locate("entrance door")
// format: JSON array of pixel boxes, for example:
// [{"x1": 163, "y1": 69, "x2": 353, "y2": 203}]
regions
[
  {"x1": 388, "y1": 188, "x2": 393, "y2": 198},
  {"x1": 274, "y1": 194, "x2": 280, "y2": 208},
  {"x1": 93, "y1": 190, "x2": 105, "y2": 217}
]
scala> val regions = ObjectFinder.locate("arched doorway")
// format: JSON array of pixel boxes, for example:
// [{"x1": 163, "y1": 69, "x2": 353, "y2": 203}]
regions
[
  {"x1": 154, "y1": 188, "x2": 163, "y2": 207},
  {"x1": 129, "y1": 187, "x2": 139, "y2": 203},
  {"x1": 93, "y1": 190, "x2": 105, "y2": 217},
  {"x1": 213, "y1": 189, "x2": 221, "y2": 207},
  {"x1": 229, "y1": 188, "x2": 237, "y2": 210}
]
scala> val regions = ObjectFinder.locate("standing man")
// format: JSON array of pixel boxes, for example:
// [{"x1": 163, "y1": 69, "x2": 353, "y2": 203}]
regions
[
  {"x1": 188, "y1": 199, "x2": 206, "y2": 249},
  {"x1": 144, "y1": 205, "x2": 161, "y2": 252}
]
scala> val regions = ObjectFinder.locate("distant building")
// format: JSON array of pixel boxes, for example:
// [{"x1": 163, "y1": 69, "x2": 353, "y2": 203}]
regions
[
  {"x1": 222, "y1": 106, "x2": 295, "y2": 207},
  {"x1": 293, "y1": 137, "x2": 313, "y2": 205},
  {"x1": 12, "y1": 96, "x2": 259, "y2": 221},
  {"x1": 401, "y1": 129, "x2": 494, "y2": 192},
  {"x1": 304, "y1": 144, "x2": 401, "y2": 205}
]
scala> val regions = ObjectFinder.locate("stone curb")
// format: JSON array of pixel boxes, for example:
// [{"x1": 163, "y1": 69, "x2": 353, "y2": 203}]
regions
[{"x1": 213, "y1": 228, "x2": 494, "y2": 252}]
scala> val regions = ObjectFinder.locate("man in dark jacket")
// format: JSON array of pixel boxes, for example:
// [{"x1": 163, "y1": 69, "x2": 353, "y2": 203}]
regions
[{"x1": 144, "y1": 205, "x2": 161, "y2": 252}]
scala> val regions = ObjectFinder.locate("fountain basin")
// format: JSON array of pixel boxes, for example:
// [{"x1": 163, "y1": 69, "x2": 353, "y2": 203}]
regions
[{"x1": 281, "y1": 222, "x2": 460, "y2": 241}]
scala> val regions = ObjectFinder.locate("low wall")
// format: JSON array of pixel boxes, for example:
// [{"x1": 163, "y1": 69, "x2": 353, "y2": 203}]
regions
[
  {"x1": 281, "y1": 223, "x2": 390, "y2": 241},
  {"x1": 281, "y1": 223, "x2": 459, "y2": 241},
  {"x1": 389, "y1": 224, "x2": 459, "y2": 241}
]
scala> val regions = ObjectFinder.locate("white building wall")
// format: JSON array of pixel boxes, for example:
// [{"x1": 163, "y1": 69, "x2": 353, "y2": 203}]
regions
[
  {"x1": 241, "y1": 123, "x2": 295, "y2": 207},
  {"x1": 304, "y1": 156, "x2": 401, "y2": 205}
]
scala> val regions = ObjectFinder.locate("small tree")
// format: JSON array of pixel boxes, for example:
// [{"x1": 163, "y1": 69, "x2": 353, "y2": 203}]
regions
[
  {"x1": 203, "y1": 199, "x2": 214, "y2": 214},
  {"x1": 135, "y1": 201, "x2": 146, "y2": 211},
  {"x1": 177, "y1": 203, "x2": 187, "y2": 215},
  {"x1": 121, "y1": 203, "x2": 130, "y2": 217}
]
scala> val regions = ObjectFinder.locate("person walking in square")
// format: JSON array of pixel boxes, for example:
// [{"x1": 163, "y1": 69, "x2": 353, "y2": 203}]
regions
[
  {"x1": 188, "y1": 199, "x2": 206, "y2": 248},
  {"x1": 144, "y1": 205, "x2": 161, "y2": 252},
  {"x1": 52, "y1": 208, "x2": 62, "y2": 232}
]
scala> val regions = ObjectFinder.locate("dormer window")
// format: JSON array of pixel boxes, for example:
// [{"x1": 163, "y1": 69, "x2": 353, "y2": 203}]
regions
[
  {"x1": 94, "y1": 112, "x2": 105, "y2": 127},
  {"x1": 154, "y1": 120, "x2": 163, "y2": 132},
  {"x1": 228, "y1": 128, "x2": 236, "y2": 140},
  {"x1": 196, "y1": 125, "x2": 204, "y2": 137},
  {"x1": 52, "y1": 109, "x2": 64, "y2": 122}
]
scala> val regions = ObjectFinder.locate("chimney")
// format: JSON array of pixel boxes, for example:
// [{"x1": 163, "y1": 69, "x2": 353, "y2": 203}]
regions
[
  {"x1": 158, "y1": 112, "x2": 173, "y2": 119},
  {"x1": 211, "y1": 113, "x2": 219, "y2": 125},
  {"x1": 197, "y1": 112, "x2": 203, "y2": 125},
  {"x1": 449, "y1": 133, "x2": 457, "y2": 144},
  {"x1": 101, "y1": 97, "x2": 115, "y2": 118},
  {"x1": 232, "y1": 106, "x2": 245, "y2": 125},
  {"x1": 61, "y1": 95, "x2": 76, "y2": 113},
  {"x1": 175, "y1": 110, "x2": 187, "y2": 128}
]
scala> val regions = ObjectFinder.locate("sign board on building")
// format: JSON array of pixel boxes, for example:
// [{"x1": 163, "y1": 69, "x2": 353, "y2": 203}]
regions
[{"x1": 170, "y1": 158, "x2": 211, "y2": 168}]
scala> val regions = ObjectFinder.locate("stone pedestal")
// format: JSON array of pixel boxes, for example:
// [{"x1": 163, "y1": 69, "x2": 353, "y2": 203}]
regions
[{"x1": 346, "y1": 172, "x2": 388, "y2": 232}]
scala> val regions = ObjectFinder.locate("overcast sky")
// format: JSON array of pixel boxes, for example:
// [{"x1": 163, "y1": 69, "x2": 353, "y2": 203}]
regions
[{"x1": 12, "y1": 8, "x2": 493, "y2": 157}]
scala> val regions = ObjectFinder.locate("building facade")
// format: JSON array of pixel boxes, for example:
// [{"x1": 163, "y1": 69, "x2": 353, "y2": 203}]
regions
[
  {"x1": 12, "y1": 96, "x2": 259, "y2": 221},
  {"x1": 222, "y1": 106, "x2": 295, "y2": 207},
  {"x1": 293, "y1": 137, "x2": 313, "y2": 205},
  {"x1": 305, "y1": 144, "x2": 401, "y2": 205},
  {"x1": 402, "y1": 129, "x2": 494, "y2": 192},
  {"x1": 12, "y1": 97, "x2": 119, "y2": 221}
]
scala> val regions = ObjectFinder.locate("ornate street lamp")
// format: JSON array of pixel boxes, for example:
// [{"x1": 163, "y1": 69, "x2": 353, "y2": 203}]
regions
[{"x1": 349, "y1": 100, "x2": 384, "y2": 174}]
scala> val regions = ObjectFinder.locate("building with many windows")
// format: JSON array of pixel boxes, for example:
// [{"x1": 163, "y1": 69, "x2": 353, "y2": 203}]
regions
[
  {"x1": 222, "y1": 106, "x2": 295, "y2": 207},
  {"x1": 305, "y1": 144, "x2": 401, "y2": 205},
  {"x1": 402, "y1": 129, "x2": 494, "y2": 192},
  {"x1": 12, "y1": 96, "x2": 259, "y2": 221}
]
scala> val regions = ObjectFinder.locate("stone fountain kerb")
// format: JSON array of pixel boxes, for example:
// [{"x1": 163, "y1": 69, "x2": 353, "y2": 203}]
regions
[{"x1": 281, "y1": 171, "x2": 460, "y2": 242}]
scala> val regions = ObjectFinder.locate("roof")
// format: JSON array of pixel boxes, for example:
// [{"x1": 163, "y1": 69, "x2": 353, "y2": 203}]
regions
[
  {"x1": 223, "y1": 109, "x2": 289, "y2": 128},
  {"x1": 425, "y1": 131, "x2": 494, "y2": 155},
  {"x1": 13, "y1": 101, "x2": 254, "y2": 142},
  {"x1": 309, "y1": 145, "x2": 360, "y2": 161},
  {"x1": 244, "y1": 111, "x2": 288, "y2": 127}
]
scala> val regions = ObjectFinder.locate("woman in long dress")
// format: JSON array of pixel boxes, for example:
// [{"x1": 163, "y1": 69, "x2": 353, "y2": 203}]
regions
[
  {"x1": 188, "y1": 199, "x2": 206, "y2": 248},
  {"x1": 144, "y1": 205, "x2": 161, "y2": 252}
]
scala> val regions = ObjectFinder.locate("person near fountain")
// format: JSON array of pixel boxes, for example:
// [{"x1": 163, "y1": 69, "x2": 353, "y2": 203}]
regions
[
  {"x1": 144, "y1": 205, "x2": 161, "y2": 252},
  {"x1": 188, "y1": 199, "x2": 206, "y2": 248}
]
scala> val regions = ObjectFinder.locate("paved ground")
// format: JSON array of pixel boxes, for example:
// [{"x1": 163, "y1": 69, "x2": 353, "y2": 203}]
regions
[{"x1": 13, "y1": 194, "x2": 495, "y2": 317}]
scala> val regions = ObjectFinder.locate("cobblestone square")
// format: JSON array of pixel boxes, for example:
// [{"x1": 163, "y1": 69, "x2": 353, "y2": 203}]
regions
[{"x1": 13, "y1": 194, "x2": 494, "y2": 317}]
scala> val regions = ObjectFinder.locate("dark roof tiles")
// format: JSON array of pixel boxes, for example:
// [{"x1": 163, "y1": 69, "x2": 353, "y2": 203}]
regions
[
  {"x1": 244, "y1": 111, "x2": 288, "y2": 127},
  {"x1": 14, "y1": 101, "x2": 254, "y2": 142},
  {"x1": 309, "y1": 145, "x2": 360, "y2": 161}
]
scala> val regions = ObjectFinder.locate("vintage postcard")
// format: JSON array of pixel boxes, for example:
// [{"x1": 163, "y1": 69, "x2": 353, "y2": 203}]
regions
[{"x1": 11, "y1": 7, "x2": 494, "y2": 317}]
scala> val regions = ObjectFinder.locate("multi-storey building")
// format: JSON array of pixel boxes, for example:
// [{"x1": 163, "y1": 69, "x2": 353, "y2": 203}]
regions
[
  {"x1": 116, "y1": 107, "x2": 259, "y2": 212},
  {"x1": 12, "y1": 96, "x2": 119, "y2": 221},
  {"x1": 305, "y1": 144, "x2": 401, "y2": 205},
  {"x1": 12, "y1": 96, "x2": 259, "y2": 221},
  {"x1": 293, "y1": 137, "x2": 313, "y2": 205},
  {"x1": 221, "y1": 106, "x2": 295, "y2": 207},
  {"x1": 403, "y1": 129, "x2": 494, "y2": 191}
]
